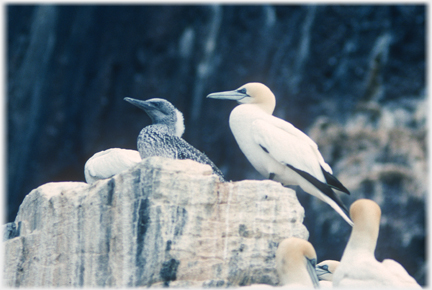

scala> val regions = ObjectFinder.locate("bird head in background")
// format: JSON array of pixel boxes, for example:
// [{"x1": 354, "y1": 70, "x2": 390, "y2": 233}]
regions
[{"x1": 316, "y1": 260, "x2": 340, "y2": 281}]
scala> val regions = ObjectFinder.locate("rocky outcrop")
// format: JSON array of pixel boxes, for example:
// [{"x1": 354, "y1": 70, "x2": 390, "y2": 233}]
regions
[{"x1": 3, "y1": 157, "x2": 307, "y2": 287}]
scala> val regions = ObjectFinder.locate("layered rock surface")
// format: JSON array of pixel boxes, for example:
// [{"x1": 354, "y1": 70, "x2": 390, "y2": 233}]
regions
[{"x1": 3, "y1": 157, "x2": 308, "y2": 287}]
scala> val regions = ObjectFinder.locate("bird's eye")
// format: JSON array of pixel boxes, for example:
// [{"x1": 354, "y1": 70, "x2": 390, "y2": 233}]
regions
[
  {"x1": 237, "y1": 88, "x2": 247, "y2": 94},
  {"x1": 319, "y1": 265, "x2": 329, "y2": 271}
]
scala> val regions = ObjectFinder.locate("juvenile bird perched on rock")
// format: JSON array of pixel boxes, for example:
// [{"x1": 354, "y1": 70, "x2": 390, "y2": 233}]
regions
[
  {"x1": 207, "y1": 82, "x2": 352, "y2": 225},
  {"x1": 84, "y1": 148, "x2": 141, "y2": 184},
  {"x1": 275, "y1": 237, "x2": 320, "y2": 288},
  {"x1": 333, "y1": 199, "x2": 421, "y2": 288},
  {"x1": 124, "y1": 97, "x2": 224, "y2": 181}
]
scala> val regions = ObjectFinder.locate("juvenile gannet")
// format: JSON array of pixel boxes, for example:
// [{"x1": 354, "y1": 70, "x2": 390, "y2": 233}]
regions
[
  {"x1": 333, "y1": 199, "x2": 421, "y2": 288},
  {"x1": 275, "y1": 237, "x2": 320, "y2": 288},
  {"x1": 316, "y1": 260, "x2": 339, "y2": 288},
  {"x1": 124, "y1": 97, "x2": 224, "y2": 181},
  {"x1": 84, "y1": 148, "x2": 141, "y2": 184},
  {"x1": 207, "y1": 83, "x2": 352, "y2": 225}
]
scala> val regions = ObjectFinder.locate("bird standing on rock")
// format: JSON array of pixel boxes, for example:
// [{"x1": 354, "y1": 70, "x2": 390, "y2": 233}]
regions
[
  {"x1": 207, "y1": 82, "x2": 352, "y2": 225},
  {"x1": 124, "y1": 97, "x2": 225, "y2": 181},
  {"x1": 333, "y1": 199, "x2": 421, "y2": 288}
]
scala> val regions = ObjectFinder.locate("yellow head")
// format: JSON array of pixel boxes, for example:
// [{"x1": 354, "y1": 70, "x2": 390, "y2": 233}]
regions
[
  {"x1": 350, "y1": 199, "x2": 381, "y2": 227},
  {"x1": 207, "y1": 82, "x2": 276, "y2": 114},
  {"x1": 316, "y1": 260, "x2": 340, "y2": 281},
  {"x1": 275, "y1": 237, "x2": 319, "y2": 287}
]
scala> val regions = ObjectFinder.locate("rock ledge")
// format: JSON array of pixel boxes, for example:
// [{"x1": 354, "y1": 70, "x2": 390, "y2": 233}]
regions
[{"x1": 3, "y1": 157, "x2": 307, "y2": 287}]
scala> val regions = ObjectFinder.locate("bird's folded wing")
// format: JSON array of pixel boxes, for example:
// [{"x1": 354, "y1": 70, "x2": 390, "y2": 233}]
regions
[
  {"x1": 169, "y1": 135, "x2": 225, "y2": 181},
  {"x1": 251, "y1": 118, "x2": 327, "y2": 181},
  {"x1": 269, "y1": 117, "x2": 333, "y2": 171},
  {"x1": 252, "y1": 118, "x2": 350, "y2": 194}
]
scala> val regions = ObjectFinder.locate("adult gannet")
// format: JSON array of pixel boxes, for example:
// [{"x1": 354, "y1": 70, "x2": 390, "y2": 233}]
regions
[
  {"x1": 207, "y1": 83, "x2": 352, "y2": 225},
  {"x1": 275, "y1": 237, "x2": 320, "y2": 288},
  {"x1": 316, "y1": 260, "x2": 339, "y2": 288},
  {"x1": 84, "y1": 148, "x2": 141, "y2": 184},
  {"x1": 333, "y1": 199, "x2": 421, "y2": 288},
  {"x1": 124, "y1": 97, "x2": 225, "y2": 181}
]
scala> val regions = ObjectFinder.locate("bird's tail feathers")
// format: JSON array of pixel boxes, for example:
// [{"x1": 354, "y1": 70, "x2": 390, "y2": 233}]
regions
[
  {"x1": 322, "y1": 196, "x2": 354, "y2": 226},
  {"x1": 285, "y1": 163, "x2": 353, "y2": 226}
]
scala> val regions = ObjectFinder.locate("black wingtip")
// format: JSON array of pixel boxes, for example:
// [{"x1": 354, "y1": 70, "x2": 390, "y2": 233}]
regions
[
  {"x1": 321, "y1": 166, "x2": 351, "y2": 195},
  {"x1": 286, "y1": 163, "x2": 350, "y2": 215}
]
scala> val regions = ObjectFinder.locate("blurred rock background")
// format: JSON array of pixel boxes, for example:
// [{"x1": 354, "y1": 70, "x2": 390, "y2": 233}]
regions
[{"x1": 7, "y1": 4, "x2": 426, "y2": 285}]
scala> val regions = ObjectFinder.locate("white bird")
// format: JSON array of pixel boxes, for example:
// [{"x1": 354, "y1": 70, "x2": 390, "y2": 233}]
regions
[
  {"x1": 275, "y1": 237, "x2": 320, "y2": 288},
  {"x1": 333, "y1": 199, "x2": 421, "y2": 288},
  {"x1": 316, "y1": 260, "x2": 339, "y2": 288},
  {"x1": 84, "y1": 148, "x2": 141, "y2": 184},
  {"x1": 207, "y1": 82, "x2": 353, "y2": 225}
]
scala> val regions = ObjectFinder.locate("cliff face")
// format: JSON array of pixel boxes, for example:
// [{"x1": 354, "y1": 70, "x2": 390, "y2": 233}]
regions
[{"x1": 3, "y1": 157, "x2": 307, "y2": 287}]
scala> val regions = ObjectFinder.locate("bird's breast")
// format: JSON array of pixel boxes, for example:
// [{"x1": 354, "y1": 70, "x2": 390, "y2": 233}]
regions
[{"x1": 228, "y1": 106, "x2": 283, "y2": 177}]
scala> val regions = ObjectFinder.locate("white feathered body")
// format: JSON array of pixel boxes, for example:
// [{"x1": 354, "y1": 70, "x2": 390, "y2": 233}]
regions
[
  {"x1": 84, "y1": 148, "x2": 142, "y2": 184},
  {"x1": 228, "y1": 104, "x2": 354, "y2": 225},
  {"x1": 230, "y1": 104, "x2": 330, "y2": 195},
  {"x1": 334, "y1": 249, "x2": 421, "y2": 288}
]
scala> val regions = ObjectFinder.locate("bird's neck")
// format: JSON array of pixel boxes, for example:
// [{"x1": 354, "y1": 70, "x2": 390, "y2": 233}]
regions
[
  {"x1": 344, "y1": 223, "x2": 379, "y2": 257},
  {"x1": 147, "y1": 124, "x2": 171, "y2": 135},
  {"x1": 233, "y1": 102, "x2": 274, "y2": 117},
  {"x1": 150, "y1": 119, "x2": 182, "y2": 137},
  {"x1": 255, "y1": 102, "x2": 275, "y2": 115},
  {"x1": 280, "y1": 259, "x2": 314, "y2": 287},
  {"x1": 174, "y1": 110, "x2": 185, "y2": 137}
]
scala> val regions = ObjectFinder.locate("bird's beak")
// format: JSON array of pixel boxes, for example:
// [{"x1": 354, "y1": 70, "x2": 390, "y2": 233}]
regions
[
  {"x1": 206, "y1": 90, "x2": 247, "y2": 101},
  {"x1": 124, "y1": 97, "x2": 154, "y2": 111},
  {"x1": 315, "y1": 266, "x2": 330, "y2": 279},
  {"x1": 306, "y1": 258, "x2": 320, "y2": 289}
]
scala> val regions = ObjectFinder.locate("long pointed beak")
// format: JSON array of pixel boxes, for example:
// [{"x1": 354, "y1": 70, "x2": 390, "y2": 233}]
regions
[
  {"x1": 306, "y1": 258, "x2": 320, "y2": 288},
  {"x1": 315, "y1": 266, "x2": 329, "y2": 279},
  {"x1": 124, "y1": 97, "x2": 153, "y2": 111},
  {"x1": 206, "y1": 90, "x2": 247, "y2": 101}
]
